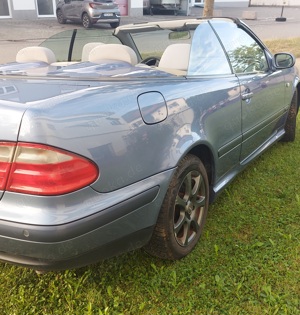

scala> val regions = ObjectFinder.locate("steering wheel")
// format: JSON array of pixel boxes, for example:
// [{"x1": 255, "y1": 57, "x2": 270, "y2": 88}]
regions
[{"x1": 140, "y1": 56, "x2": 160, "y2": 66}]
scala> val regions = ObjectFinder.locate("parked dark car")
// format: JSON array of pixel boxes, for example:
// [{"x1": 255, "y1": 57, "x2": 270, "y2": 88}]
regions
[
  {"x1": 56, "y1": 0, "x2": 121, "y2": 29},
  {"x1": 0, "y1": 18, "x2": 298, "y2": 272}
]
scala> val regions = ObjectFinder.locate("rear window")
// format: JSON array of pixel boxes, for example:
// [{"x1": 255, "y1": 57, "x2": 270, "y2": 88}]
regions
[{"x1": 40, "y1": 29, "x2": 120, "y2": 62}]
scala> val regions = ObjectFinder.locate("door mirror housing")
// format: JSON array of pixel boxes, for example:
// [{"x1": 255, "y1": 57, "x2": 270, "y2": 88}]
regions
[{"x1": 274, "y1": 53, "x2": 295, "y2": 69}]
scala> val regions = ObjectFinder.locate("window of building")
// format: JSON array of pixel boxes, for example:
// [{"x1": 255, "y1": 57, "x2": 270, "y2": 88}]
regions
[
  {"x1": 0, "y1": 0, "x2": 10, "y2": 17},
  {"x1": 37, "y1": 0, "x2": 56, "y2": 16}
]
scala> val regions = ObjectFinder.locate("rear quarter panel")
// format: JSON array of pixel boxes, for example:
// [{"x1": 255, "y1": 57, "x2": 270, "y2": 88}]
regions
[{"x1": 18, "y1": 75, "x2": 241, "y2": 193}]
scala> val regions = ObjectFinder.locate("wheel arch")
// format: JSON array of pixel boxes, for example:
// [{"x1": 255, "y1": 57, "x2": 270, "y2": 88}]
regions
[{"x1": 185, "y1": 144, "x2": 216, "y2": 203}]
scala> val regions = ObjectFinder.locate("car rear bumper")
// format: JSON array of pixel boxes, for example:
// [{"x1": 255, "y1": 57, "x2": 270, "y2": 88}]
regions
[
  {"x1": 90, "y1": 9, "x2": 120, "y2": 22},
  {"x1": 0, "y1": 169, "x2": 174, "y2": 271},
  {"x1": 95, "y1": 17, "x2": 120, "y2": 23}
]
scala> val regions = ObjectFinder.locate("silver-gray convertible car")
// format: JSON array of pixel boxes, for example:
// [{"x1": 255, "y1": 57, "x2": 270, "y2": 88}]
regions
[{"x1": 0, "y1": 18, "x2": 298, "y2": 272}]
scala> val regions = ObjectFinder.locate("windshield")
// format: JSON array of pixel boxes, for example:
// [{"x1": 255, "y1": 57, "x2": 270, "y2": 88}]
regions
[{"x1": 131, "y1": 29, "x2": 194, "y2": 60}]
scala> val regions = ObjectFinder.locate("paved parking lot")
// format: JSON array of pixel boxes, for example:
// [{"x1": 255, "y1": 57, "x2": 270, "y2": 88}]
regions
[{"x1": 0, "y1": 5, "x2": 300, "y2": 64}]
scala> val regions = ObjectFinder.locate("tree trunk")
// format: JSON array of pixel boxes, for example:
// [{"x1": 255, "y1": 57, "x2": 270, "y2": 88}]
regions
[{"x1": 202, "y1": 0, "x2": 215, "y2": 17}]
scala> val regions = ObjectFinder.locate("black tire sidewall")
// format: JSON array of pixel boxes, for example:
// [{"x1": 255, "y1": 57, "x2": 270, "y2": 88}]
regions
[
  {"x1": 281, "y1": 90, "x2": 298, "y2": 142},
  {"x1": 82, "y1": 13, "x2": 92, "y2": 28},
  {"x1": 57, "y1": 10, "x2": 66, "y2": 24},
  {"x1": 159, "y1": 155, "x2": 209, "y2": 259}
]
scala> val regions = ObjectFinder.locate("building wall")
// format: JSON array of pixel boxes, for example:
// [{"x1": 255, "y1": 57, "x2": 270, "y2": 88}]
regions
[
  {"x1": 1, "y1": 0, "x2": 144, "y2": 18},
  {"x1": 215, "y1": 0, "x2": 249, "y2": 7},
  {"x1": 130, "y1": 0, "x2": 143, "y2": 15},
  {"x1": 250, "y1": 0, "x2": 300, "y2": 5},
  {"x1": 2, "y1": 0, "x2": 297, "y2": 20}
]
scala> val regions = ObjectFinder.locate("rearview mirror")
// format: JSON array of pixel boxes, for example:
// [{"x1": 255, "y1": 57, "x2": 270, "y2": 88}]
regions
[{"x1": 274, "y1": 53, "x2": 295, "y2": 69}]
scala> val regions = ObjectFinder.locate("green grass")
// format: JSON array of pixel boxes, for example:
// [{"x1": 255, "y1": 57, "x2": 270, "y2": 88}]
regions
[
  {"x1": 1, "y1": 42, "x2": 300, "y2": 314},
  {"x1": 265, "y1": 37, "x2": 300, "y2": 58}
]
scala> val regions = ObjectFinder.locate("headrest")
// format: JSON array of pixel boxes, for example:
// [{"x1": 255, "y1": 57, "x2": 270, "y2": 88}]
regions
[
  {"x1": 16, "y1": 46, "x2": 56, "y2": 64},
  {"x1": 158, "y1": 43, "x2": 191, "y2": 71},
  {"x1": 81, "y1": 42, "x2": 105, "y2": 61},
  {"x1": 89, "y1": 44, "x2": 138, "y2": 65}
]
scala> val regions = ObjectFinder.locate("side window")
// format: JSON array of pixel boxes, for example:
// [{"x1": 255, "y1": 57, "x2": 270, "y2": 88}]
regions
[
  {"x1": 188, "y1": 22, "x2": 232, "y2": 76},
  {"x1": 211, "y1": 21, "x2": 269, "y2": 74}
]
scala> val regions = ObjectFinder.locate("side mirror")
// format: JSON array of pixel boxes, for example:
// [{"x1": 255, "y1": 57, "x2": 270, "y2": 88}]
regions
[{"x1": 274, "y1": 53, "x2": 295, "y2": 69}]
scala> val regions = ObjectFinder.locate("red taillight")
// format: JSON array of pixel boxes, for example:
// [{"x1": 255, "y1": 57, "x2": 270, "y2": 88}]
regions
[
  {"x1": 0, "y1": 142, "x2": 15, "y2": 190},
  {"x1": 89, "y1": 3, "x2": 101, "y2": 8},
  {"x1": 0, "y1": 142, "x2": 99, "y2": 196}
]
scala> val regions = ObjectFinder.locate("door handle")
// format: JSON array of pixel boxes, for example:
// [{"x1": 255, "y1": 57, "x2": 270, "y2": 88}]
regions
[{"x1": 241, "y1": 92, "x2": 254, "y2": 100}]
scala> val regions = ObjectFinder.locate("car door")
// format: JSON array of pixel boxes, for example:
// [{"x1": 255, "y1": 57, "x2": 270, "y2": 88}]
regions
[
  {"x1": 63, "y1": 0, "x2": 81, "y2": 19},
  {"x1": 61, "y1": 0, "x2": 73, "y2": 18},
  {"x1": 71, "y1": 0, "x2": 84, "y2": 19},
  {"x1": 211, "y1": 20, "x2": 286, "y2": 162},
  {"x1": 187, "y1": 21, "x2": 242, "y2": 180}
]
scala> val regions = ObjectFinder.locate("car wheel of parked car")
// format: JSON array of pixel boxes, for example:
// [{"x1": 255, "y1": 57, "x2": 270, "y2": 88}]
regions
[
  {"x1": 145, "y1": 154, "x2": 209, "y2": 260},
  {"x1": 82, "y1": 13, "x2": 93, "y2": 29},
  {"x1": 110, "y1": 22, "x2": 120, "y2": 28},
  {"x1": 281, "y1": 90, "x2": 298, "y2": 142},
  {"x1": 56, "y1": 9, "x2": 66, "y2": 24}
]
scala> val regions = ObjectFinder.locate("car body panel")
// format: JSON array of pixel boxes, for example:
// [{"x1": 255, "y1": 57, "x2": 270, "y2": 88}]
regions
[
  {"x1": 10, "y1": 75, "x2": 241, "y2": 193},
  {"x1": 0, "y1": 18, "x2": 298, "y2": 271},
  {"x1": 0, "y1": 169, "x2": 171, "y2": 226},
  {"x1": 210, "y1": 20, "x2": 289, "y2": 161},
  {"x1": 62, "y1": 0, "x2": 77, "y2": 18},
  {"x1": 239, "y1": 71, "x2": 287, "y2": 161}
]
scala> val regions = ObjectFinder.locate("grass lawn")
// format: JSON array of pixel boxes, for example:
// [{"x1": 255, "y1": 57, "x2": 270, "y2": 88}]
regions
[
  {"x1": 265, "y1": 37, "x2": 300, "y2": 58},
  {"x1": 0, "y1": 40, "x2": 300, "y2": 315}
]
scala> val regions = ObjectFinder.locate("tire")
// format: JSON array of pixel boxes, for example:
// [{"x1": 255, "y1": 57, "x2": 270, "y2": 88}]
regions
[
  {"x1": 145, "y1": 154, "x2": 209, "y2": 260},
  {"x1": 56, "y1": 9, "x2": 66, "y2": 24},
  {"x1": 110, "y1": 21, "x2": 120, "y2": 28},
  {"x1": 82, "y1": 13, "x2": 92, "y2": 29},
  {"x1": 281, "y1": 90, "x2": 298, "y2": 142}
]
